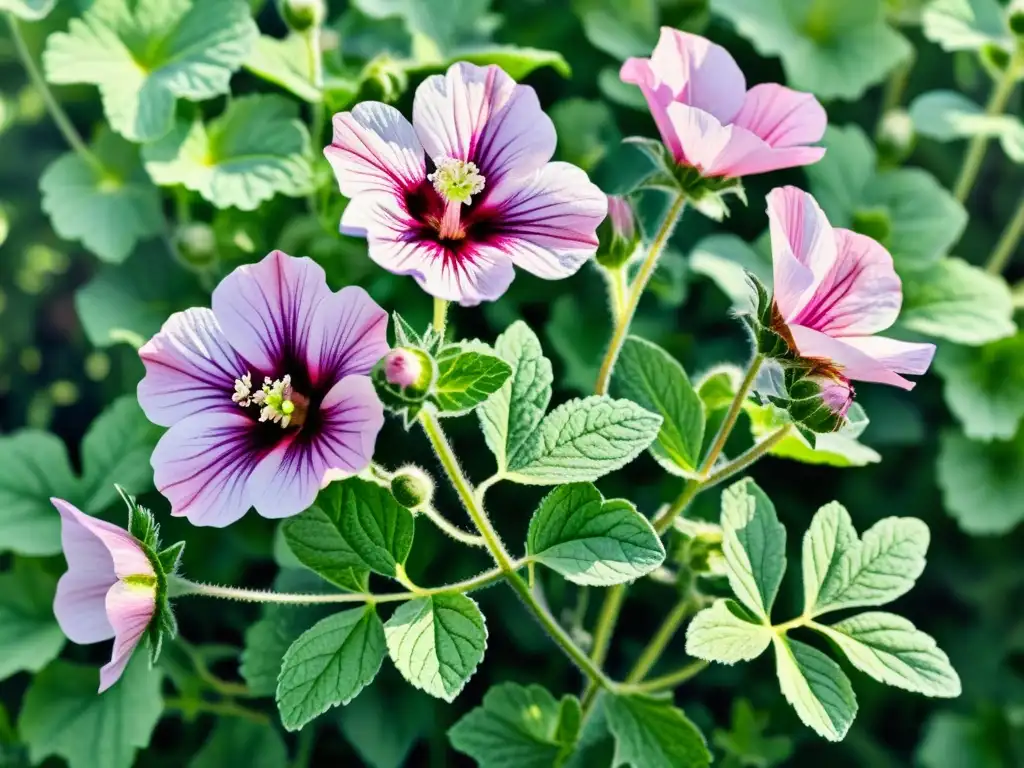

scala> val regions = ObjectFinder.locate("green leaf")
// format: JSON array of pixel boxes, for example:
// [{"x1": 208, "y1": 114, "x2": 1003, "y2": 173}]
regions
[
  {"x1": 43, "y1": 0, "x2": 258, "y2": 142},
  {"x1": 0, "y1": 560, "x2": 65, "y2": 681},
  {"x1": 911, "y1": 90, "x2": 1024, "y2": 162},
  {"x1": 937, "y1": 427, "x2": 1024, "y2": 534},
  {"x1": 40, "y1": 130, "x2": 163, "y2": 263},
  {"x1": 934, "y1": 334, "x2": 1024, "y2": 440},
  {"x1": 575, "y1": 0, "x2": 659, "y2": 61},
  {"x1": 0, "y1": 0, "x2": 55, "y2": 20},
  {"x1": 922, "y1": 0, "x2": 1012, "y2": 51},
  {"x1": 804, "y1": 124, "x2": 877, "y2": 224},
  {"x1": 478, "y1": 321, "x2": 553, "y2": 473},
  {"x1": 916, "y1": 712, "x2": 1006, "y2": 768},
  {"x1": 277, "y1": 606, "x2": 386, "y2": 731},
  {"x1": 801, "y1": 502, "x2": 858, "y2": 614},
  {"x1": 336, "y1": 683, "x2": 433, "y2": 768},
  {"x1": 813, "y1": 612, "x2": 961, "y2": 697},
  {"x1": 19, "y1": 657, "x2": 163, "y2": 768},
  {"x1": 611, "y1": 336, "x2": 705, "y2": 476},
  {"x1": 685, "y1": 599, "x2": 773, "y2": 665},
  {"x1": 0, "y1": 431, "x2": 77, "y2": 556},
  {"x1": 143, "y1": 95, "x2": 312, "y2": 211},
  {"x1": 384, "y1": 593, "x2": 487, "y2": 702},
  {"x1": 712, "y1": 699, "x2": 793, "y2": 768},
  {"x1": 505, "y1": 396, "x2": 662, "y2": 485},
  {"x1": 772, "y1": 636, "x2": 857, "y2": 742},
  {"x1": 899, "y1": 258, "x2": 1015, "y2": 345},
  {"x1": 604, "y1": 693, "x2": 711, "y2": 768},
  {"x1": 526, "y1": 483, "x2": 665, "y2": 586},
  {"x1": 433, "y1": 345, "x2": 512, "y2": 415},
  {"x1": 284, "y1": 477, "x2": 414, "y2": 581},
  {"x1": 689, "y1": 234, "x2": 773, "y2": 311},
  {"x1": 189, "y1": 719, "x2": 288, "y2": 768},
  {"x1": 244, "y1": 34, "x2": 320, "y2": 102},
  {"x1": 746, "y1": 402, "x2": 881, "y2": 468},
  {"x1": 450, "y1": 45, "x2": 571, "y2": 80},
  {"x1": 551, "y1": 98, "x2": 621, "y2": 172},
  {"x1": 449, "y1": 683, "x2": 580, "y2": 768},
  {"x1": 720, "y1": 478, "x2": 787, "y2": 621}
]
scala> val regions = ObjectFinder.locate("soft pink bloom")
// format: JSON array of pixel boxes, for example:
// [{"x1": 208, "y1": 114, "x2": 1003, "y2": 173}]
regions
[
  {"x1": 325, "y1": 62, "x2": 608, "y2": 306},
  {"x1": 768, "y1": 186, "x2": 935, "y2": 390},
  {"x1": 52, "y1": 499, "x2": 157, "y2": 692},
  {"x1": 138, "y1": 250, "x2": 388, "y2": 527},
  {"x1": 621, "y1": 28, "x2": 826, "y2": 178},
  {"x1": 383, "y1": 349, "x2": 423, "y2": 389},
  {"x1": 606, "y1": 195, "x2": 636, "y2": 242}
]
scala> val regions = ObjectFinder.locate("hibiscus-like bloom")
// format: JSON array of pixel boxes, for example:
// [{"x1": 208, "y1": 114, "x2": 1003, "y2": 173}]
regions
[
  {"x1": 768, "y1": 186, "x2": 935, "y2": 398},
  {"x1": 622, "y1": 28, "x2": 826, "y2": 178},
  {"x1": 325, "y1": 62, "x2": 608, "y2": 306},
  {"x1": 138, "y1": 250, "x2": 388, "y2": 527},
  {"x1": 52, "y1": 499, "x2": 157, "y2": 692}
]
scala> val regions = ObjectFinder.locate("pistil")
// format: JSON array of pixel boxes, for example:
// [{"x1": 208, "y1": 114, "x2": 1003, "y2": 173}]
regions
[{"x1": 427, "y1": 157, "x2": 485, "y2": 240}]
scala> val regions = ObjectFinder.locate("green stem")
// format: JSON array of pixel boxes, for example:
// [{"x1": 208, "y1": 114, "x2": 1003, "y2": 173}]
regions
[
  {"x1": 986, "y1": 194, "x2": 1024, "y2": 274},
  {"x1": 595, "y1": 194, "x2": 686, "y2": 395},
  {"x1": 698, "y1": 354, "x2": 764, "y2": 474},
  {"x1": 292, "y1": 726, "x2": 317, "y2": 768},
  {"x1": 617, "y1": 660, "x2": 709, "y2": 694},
  {"x1": 419, "y1": 504, "x2": 487, "y2": 547},
  {"x1": 433, "y1": 297, "x2": 450, "y2": 338},
  {"x1": 588, "y1": 583, "x2": 627, "y2": 669},
  {"x1": 699, "y1": 424, "x2": 792, "y2": 492},
  {"x1": 175, "y1": 638, "x2": 253, "y2": 699},
  {"x1": 164, "y1": 696, "x2": 269, "y2": 724},
  {"x1": 7, "y1": 13, "x2": 104, "y2": 173},
  {"x1": 875, "y1": 57, "x2": 912, "y2": 140},
  {"x1": 624, "y1": 597, "x2": 698, "y2": 683}
]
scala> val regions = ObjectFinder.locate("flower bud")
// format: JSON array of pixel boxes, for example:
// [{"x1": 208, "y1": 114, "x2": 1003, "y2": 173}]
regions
[
  {"x1": 876, "y1": 109, "x2": 915, "y2": 167},
  {"x1": 175, "y1": 222, "x2": 217, "y2": 269},
  {"x1": 595, "y1": 195, "x2": 640, "y2": 269},
  {"x1": 371, "y1": 347, "x2": 436, "y2": 422},
  {"x1": 390, "y1": 466, "x2": 434, "y2": 510},
  {"x1": 277, "y1": 0, "x2": 325, "y2": 32},
  {"x1": 785, "y1": 373, "x2": 852, "y2": 433}
]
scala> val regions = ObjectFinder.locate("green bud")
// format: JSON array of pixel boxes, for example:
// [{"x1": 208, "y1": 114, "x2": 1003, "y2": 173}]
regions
[
  {"x1": 595, "y1": 195, "x2": 640, "y2": 269},
  {"x1": 876, "y1": 109, "x2": 916, "y2": 167},
  {"x1": 1009, "y1": 10, "x2": 1024, "y2": 37},
  {"x1": 372, "y1": 347, "x2": 436, "y2": 425},
  {"x1": 390, "y1": 466, "x2": 434, "y2": 510},
  {"x1": 781, "y1": 374, "x2": 852, "y2": 434},
  {"x1": 277, "y1": 0, "x2": 325, "y2": 32},
  {"x1": 175, "y1": 222, "x2": 218, "y2": 269}
]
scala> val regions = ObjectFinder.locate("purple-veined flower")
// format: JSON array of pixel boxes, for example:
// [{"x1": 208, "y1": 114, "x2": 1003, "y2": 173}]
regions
[
  {"x1": 767, "y1": 186, "x2": 935, "y2": 394},
  {"x1": 324, "y1": 62, "x2": 608, "y2": 306},
  {"x1": 138, "y1": 250, "x2": 388, "y2": 527},
  {"x1": 52, "y1": 498, "x2": 157, "y2": 692},
  {"x1": 621, "y1": 28, "x2": 826, "y2": 178}
]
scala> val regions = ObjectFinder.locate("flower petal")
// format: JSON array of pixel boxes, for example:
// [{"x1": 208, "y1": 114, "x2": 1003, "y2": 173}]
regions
[
  {"x1": 137, "y1": 308, "x2": 248, "y2": 427},
  {"x1": 151, "y1": 411, "x2": 258, "y2": 527},
  {"x1": 53, "y1": 499, "x2": 153, "y2": 580},
  {"x1": 620, "y1": 57, "x2": 683, "y2": 161},
  {"x1": 306, "y1": 286, "x2": 390, "y2": 388},
  {"x1": 99, "y1": 581, "x2": 155, "y2": 693},
  {"x1": 837, "y1": 335, "x2": 936, "y2": 377},
  {"x1": 212, "y1": 250, "x2": 331, "y2": 376},
  {"x1": 732, "y1": 84, "x2": 826, "y2": 148},
  {"x1": 248, "y1": 375, "x2": 384, "y2": 519},
  {"x1": 766, "y1": 186, "x2": 837, "y2": 321},
  {"x1": 482, "y1": 161, "x2": 607, "y2": 279},
  {"x1": 789, "y1": 325, "x2": 918, "y2": 390},
  {"x1": 412, "y1": 62, "x2": 555, "y2": 183},
  {"x1": 790, "y1": 228, "x2": 902, "y2": 336},
  {"x1": 324, "y1": 102, "x2": 425, "y2": 199}
]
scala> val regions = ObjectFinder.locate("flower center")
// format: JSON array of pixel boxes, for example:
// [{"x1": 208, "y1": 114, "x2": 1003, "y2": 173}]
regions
[
  {"x1": 427, "y1": 158, "x2": 485, "y2": 240},
  {"x1": 233, "y1": 372, "x2": 308, "y2": 428}
]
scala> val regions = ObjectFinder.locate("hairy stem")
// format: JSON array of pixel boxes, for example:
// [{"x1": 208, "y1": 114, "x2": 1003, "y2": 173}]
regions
[
  {"x1": 588, "y1": 582, "x2": 627, "y2": 668},
  {"x1": 433, "y1": 298, "x2": 450, "y2": 338},
  {"x1": 617, "y1": 660, "x2": 709, "y2": 694},
  {"x1": 986, "y1": 194, "x2": 1024, "y2": 274},
  {"x1": 625, "y1": 597, "x2": 698, "y2": 683},
  {"x1": 418, "y1": 504, "x2": 487, "y2": 547}
]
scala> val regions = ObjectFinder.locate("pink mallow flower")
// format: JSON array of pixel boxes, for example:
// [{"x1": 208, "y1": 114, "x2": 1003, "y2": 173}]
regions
[
  {"x1": 768, "y1": 186, "x2": 935, "y2": 394},
  {"x1": 325, "y1": 62, "x2": 608, "y2": 306},
  {"x1": 138, "y1": 250, "x2": 388, "y2": 527},
  {"x1": 621, "y1": 28, "x2": 826, "y2": 178},
  {"x1": 52, "y1": 499, "x2": 157, "y2": 692}
]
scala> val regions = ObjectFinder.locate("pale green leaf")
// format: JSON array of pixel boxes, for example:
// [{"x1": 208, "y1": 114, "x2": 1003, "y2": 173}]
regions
[
  {"x1": 189, "y1": 719, "x2": 288, "y2": 768},
  {"x1": 934, "y1": 334, "x2": 1024, "y2": 440},
  {"x1": 550, "y1": 98, "x2": 620, "y2": 172},
  {"x1": 576, "y1": 0, "x2": 659, "y2": 61},
  {"x1": 244, "y1": 34, "x2": 320, "y2": 102},
  {"x1": 433, "y1": 345, "x2": 512, "y2": 415},
  {"x1": 604, "y1": 694, "x2": 711, "y2": 768},
  {"x1": 689, "y1": 234, "x2": 773, "y2": 311},
  {"x1": 0, "y1": 431, "x2": 76, "y2": 556},
  {"x1": 746, "y1": 402, "x2": 881, "y2": 468},
  {"x1": 143, "y1": 95, "x2": 312, "y2": 210},
  {"x1": 805, "y1": 124, "x2": 877, "y2": 224},
  {"x1": 772, "y1": 636, "x2": 857, "y2": 742},
  {"x1": 720, "y1": 478, "x2": 787, "y2": 621},
  {"x1": 526, "y1": 482, "x2": 665, "y2": 586},
  {"x1": 0, "y1": 0, "x2": 55, "y2": 20},
  {"x1": 937, "y1": 427, "x2": 1024, "y2": 534},
  {"x1": 277, "y1": 606, "x2": 386, "y2": 731},
  {"x1": 801, "y1": 502, "x2": 858, "y2": 614},
  {"x1": 685, "y1": 599, "x2": 773, "y2": 665},
  {"x1": 0, "y1": 561, "x2": 65, "y2": 681},
  {"x1": 814, "y1": 612, "x2": 961, "y2": 697},
  {"x1": 922, "y1": 0, "x2": 1012, "y2": 51},
  {"x1": 384, "y1": 593, "x2": 487, "y2": 702}
]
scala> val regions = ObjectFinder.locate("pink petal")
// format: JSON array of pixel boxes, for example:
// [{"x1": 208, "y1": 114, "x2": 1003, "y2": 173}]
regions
[
  {"x1": 137, "y1": 308, "x2": 248, "y2": 428},
  {"x1": 99, "y1": 581, "x2": 155, "y2": 693},
  {"x1": 482, "y1": 161, "x2": 607, "y2": 279},
  {"x1": 151, "y1": 411, "x2": 258, "y2": 527},
  {"x1": 790, "y1": 228, "x2": 902, "y2": 336},
  {"x1": 324, "y1": 102, "x2": 425, "y2": 199},
  {"x1": 52, "y1": 499, "x2": 153, "y2": 580},
  {"x1": 248, "y1": 375, "x2": 385, "y2": 520},
  {"x1": 412, "y1": 62, "x2": 555, "y2": 183},
  {"x1": 306, "y1": 286, "x2": 390, "y2": 388},
  {"x1": 620, "y1": 57, "x2": 683, "y2": 160},
  {"x1": 340, "y1": 197, "x2": 375, "y2": 238},
  {"x1": 766, "y1": 186, "x2": 837, "y2": 321},
  {"x1": 837, "y1": 336, "x2": 936, "y2": 377},
  {"x1": 788, "y1": 325, "x2": 917, "y2": 390},
  {"x1": 212, "y1": 250, "x2": 331, "y2": 376},
  {"x1": 732, "y1": 84, "x2": 826, "y2": 148}
]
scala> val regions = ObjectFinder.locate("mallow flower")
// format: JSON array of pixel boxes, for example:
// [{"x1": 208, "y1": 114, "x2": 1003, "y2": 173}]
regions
[
  {"x1": 138, "y1": 250, "x2": 388, "y2": 527},
  {"x1": 767, "y1": 186, "x2": 935, "y2": 403},
  {"x1": 325, "y1": 61, "x2": 608, "y2": 305},
  {"x1": 621, "y1": 28, "x2": 826, "y2": 179}
]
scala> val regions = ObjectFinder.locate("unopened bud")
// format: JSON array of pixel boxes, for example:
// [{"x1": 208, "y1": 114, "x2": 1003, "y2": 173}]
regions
[
  {"x1": 384, "y1": 348, "x2": 428, "y2": 390},
  {"x1": 785, "y1": 374, "x2": 852, "y2": 433},
  {"x1": 175, "y1": 222, "x2": 217, "y2": 269},
  {"x1": 371, "y1": 347, "x2": 436, "y2": 419},
  {"x1": 390, "y1": 466, "x2": 434, "y2": 510},
  {"x1": 876, "y1": 109, "x2": 915, "y2": 167},
  {"x1": 596, "y1": 195, "x2": 640, "y2": 269},
  {"x1": 277, "y1": 0, "x2": 325, "y2": 32}
]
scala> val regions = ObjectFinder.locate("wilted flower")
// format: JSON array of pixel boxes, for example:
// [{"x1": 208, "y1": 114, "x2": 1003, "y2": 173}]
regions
[
  {"x1": 325, "y1": 62, "x2": 608, "y2": 305},
  {"x1": 138, "y1": 250, "x2": 388, "y2": 527},
  {"x1": 621, "y1": 28, "x2": 826, "y2": 179},
  {"x1": 767, "y1": 186, "x2": 935, "y2": 391}
]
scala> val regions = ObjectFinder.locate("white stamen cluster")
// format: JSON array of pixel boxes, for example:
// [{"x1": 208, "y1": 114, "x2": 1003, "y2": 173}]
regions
[
  {"x1": 428, "y1": 158, "x2": 486, "y2": 205},
  {"x1": 232, "y1": 373, "x2": 296, "y2": 428}
]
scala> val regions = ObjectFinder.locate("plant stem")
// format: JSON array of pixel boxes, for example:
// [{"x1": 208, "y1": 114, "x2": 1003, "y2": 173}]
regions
[
  {"x1": 954, "y1": 49, "x2": 1023, "y2": 203},
  {"x1": 588, "y1": 582, "x2": 627, "y2": 668},
  {"x1": 624, "y1": 597, "x2": 698, "y2": 683},
  {"x1": 618, "y1": 660, "x2": 709, "y2": 694},
  {"x1": 986, "y1": 194, "x2": 1024, "y2": 274},
  {"x1": 699, "y1": 354, "x2": 764, "y2": 473},
  {"x1": 433, "y1": 297, "x2": 450, "y2": 338},
  {"x1": 292, "y1": 725, "x2": 317, "y2": 768},
  {"x1": 652, "y1": 479, "x2": 701, "y2": 536},
  {"x1": 605, "y1": 265, "x2": 629, "y2": 319},
  {"x1": 875, "y1": 58, "x2": 912, "y2": 139},
  {"x1": 7, "y1": 13, "x2": 104, "y2": 173},
  {"x1": 699, "y1": 424, "x2": 792, "y2": 492},
  {"x1": 595, "y1": 194, "x2": 686, "y2": 395},
  {"x1": 419, "y1": 504, "x2": 487, "y2": 547},
  {"x1": 164, "y1": 696, "x2": 269, "y2": 724},
  {"x1": 175, "y1": 638, "x2": 253, "y2": 699}
]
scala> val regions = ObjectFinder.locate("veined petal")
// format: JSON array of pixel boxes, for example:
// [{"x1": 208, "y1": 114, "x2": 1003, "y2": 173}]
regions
[
  {"x1": 838, "y1": 336, "x2": 936, "y2": 377},
  {"x1": 138, "y1": 308, "x2": 248, "y2": 427},
  {"x1": 324, "y1": 102, "x2": 425, "y2": 199},
  {"x1": 99, "y1": 581, "x2": 155, "y2": 693},
  {"x1": 412, "y1": 62, "x2": 555, "y2": 183},
  {"x1": 53, "y1": 499, "x2": 153, "y2": 580},
  {"x1": 306, "y1": 285, "x2": 390, "y2": 388},
  {"x1": 791, "y1": 228, "x2": 902, "y2": 336},
  {"x1": 151, "y1": 411, "x2": 258, "y2": 527},
  {"x1": 766, "y1": 186, "x2": 837, "y2": 321},
  {"x1": 789, "y1": 324, "x2": 917, "y2": 390},
  {"x1": 483, "y1": 161, "x2": 607, "y2": 279},
  {"x1": 212, "y1": 250, "x2": 331, "y2": 375},
  {"x1": 732, "y1": 84, "x2": 826, "y2": 148},
  {"x1": 620, "y1": 56, "x2": 683, "y2": 161},
  {"x1": 248, "y1": 375, "x2": 384, "y2": 520}
]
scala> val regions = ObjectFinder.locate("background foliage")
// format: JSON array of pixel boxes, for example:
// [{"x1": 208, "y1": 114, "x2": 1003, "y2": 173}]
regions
[{"x1": 1, "y1": 0, "x2": 1022, "y2": 765}]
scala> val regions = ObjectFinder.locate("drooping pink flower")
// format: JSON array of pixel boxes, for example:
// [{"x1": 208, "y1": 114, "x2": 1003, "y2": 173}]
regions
[
  {"x1": 52, "y1": 498, "x2": 157, "y2": 692},
  {"x1": 621, "y1": 28, "x2": 826, "y2": 178},
  {"x1": 324, "y1": 62, "x2": 608, "y2": 306},
  {"x1": 138, "y1": 250, "x2": 388, "y2": 527},
  {"x1": 767, "y1": 186, "x2": 935, "y2": 391}
]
